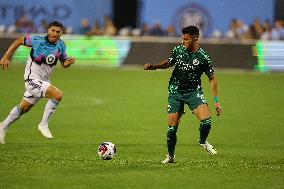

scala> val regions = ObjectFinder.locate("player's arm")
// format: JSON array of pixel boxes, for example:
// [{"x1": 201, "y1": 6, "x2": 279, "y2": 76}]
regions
[
  {"x1": 0, "y1": 36, "x2": 25, "y2": 70},
  {"x1": 208, "y1": 74, "x2": 222, "y2": 116},
  {"x1": 59, "y1": 41, "x2": 75, "y2": 68},
  {"x1": 62, "y1": 57, "x2": 75, "y2": 68},
  {"x1": 144, "y1": 60, "x2": 170, "y2": 70}
]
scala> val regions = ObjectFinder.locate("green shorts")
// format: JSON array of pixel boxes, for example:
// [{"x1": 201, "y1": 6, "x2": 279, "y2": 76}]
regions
[{"x1": 167, "y1": 90, "x2": 207, "y2": 113}]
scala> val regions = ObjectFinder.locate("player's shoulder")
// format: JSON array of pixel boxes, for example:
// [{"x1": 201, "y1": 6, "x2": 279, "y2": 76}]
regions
[
  {"x1": 197, "y1": 47, "x2": 209, "y2": 56},
  {"x1": 27, "y1": 35, "x2": 44, "y2": 41},
  {"x1": 173, "y1": 45, "x2": 186, "y2": 52},
  {"x1": 57, "y1": 39, "x2": 66, "y2": 48},
  {"x1": 24, "y1": 35, "x2": 44, "y2": 46},
  {"x1": 197, "y1": 47, "x2": 211, "y2": 61}
]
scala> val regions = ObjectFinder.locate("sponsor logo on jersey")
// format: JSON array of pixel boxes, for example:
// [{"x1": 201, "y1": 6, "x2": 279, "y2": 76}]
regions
[
  {"x1": 193, "y1": 58, "x2": 199, "y2": 65},
  {"x1": 46, "y1": 54, "x2": 56, "y2": 65}
]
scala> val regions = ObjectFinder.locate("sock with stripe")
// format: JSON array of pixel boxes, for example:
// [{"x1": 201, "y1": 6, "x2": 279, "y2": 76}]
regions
[
  {"x1": 199, "y1": 118, "x2": 212, "y2": 144},
  {"x1": 40, "y1": 99, "x2": 59, "y2": 126},
  {"x1": 167, "y1": 126, "x2": 178, "y2": 157},
  {"x1": 2, "y1": 105, "x2": 22, "y2": 129}
]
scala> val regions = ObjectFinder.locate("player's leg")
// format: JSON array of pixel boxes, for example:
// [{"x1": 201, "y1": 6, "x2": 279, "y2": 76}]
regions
[
  {"x1": 192, "y1": 104, "x2": 211, "y2": 144},
  {"x1": 187, "y1": 90, "x2": 217, "y2": 155},
  {"x1": 0, "y1": 99, "x2": 36, "y2": 144},
  {"x1": 38, "y1": 84, "x2": 63, "y2": 139},
  {"x1": 167, "y1": 112, "x2": 182, "y2": 153},
  {"x1": 162, "y1": 94, "x2": 183, "y2": 164},
  {"x1": 40, "y1": 84, "x2": 63, "y2": 126},
  {"x1": 192, "y1": 104, "x2": 217, "y2": 155},
  {"x1": 2, "y1": 99, "x2": 35, "y2": 128}
]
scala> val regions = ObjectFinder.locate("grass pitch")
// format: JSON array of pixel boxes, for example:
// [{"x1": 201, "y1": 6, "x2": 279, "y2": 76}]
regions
[{"x1": 0, "y1": 64, "x2": 283, "y2": 189}]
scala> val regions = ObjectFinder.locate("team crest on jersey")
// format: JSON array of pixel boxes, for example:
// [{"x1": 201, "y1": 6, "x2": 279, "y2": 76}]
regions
[
  {"x1": 193, "y1": 58, "x2": 199, "y2": 65},
  {"x1": 46, "y1": 54, "x2": 56, "y2": 65}
]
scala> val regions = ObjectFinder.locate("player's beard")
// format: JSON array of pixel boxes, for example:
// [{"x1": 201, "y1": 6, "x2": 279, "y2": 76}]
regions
[{"x1": 49, "y1": 36, "x2": 59, "y2": 43}]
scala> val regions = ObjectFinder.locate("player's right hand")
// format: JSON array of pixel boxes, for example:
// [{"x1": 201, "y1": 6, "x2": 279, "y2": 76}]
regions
[
  {"x1": 214, "y1": 103, "x2": 222, "y2": 116},
  {"x1": 0, "y1": 57, "x2": 10, "y2": 70},
  {"x1": 144, "y1": 63, "x2": 156, "y2": 70}
]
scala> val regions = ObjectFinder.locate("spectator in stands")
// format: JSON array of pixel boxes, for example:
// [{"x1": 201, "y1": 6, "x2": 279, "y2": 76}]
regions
[
  {"x1": 149, "y1": 21, "x2": 165, "y2": 36},
  {"x1": 242, "y1": 25, "x2": 258, "y2": 39},
  {"x1": 271, "y1": 20, "x2": 284, "y2": 40},
  {"x1": 87, "y1": 20, "x2": 102, "y2": 36},
  {"x1": 166, "y1": 24, "x2": 177, "y2": 37},
  {"x1": 141, "y1": 23, "x2": 151, "y2": 36},
  {"x1": 260, "y1": 19, "x2": 272, "y2": 40},
  {"x1": 226, "y1": 18, "x2": 238, "y2": 39},
  {"x1": 226, "y1": 18, "x2": 248, "y2": 39},
  {"x1": 15, "y1": 14, "x2": 36, "y2": 33},
  {"x1": 236, "y1": 20, "x2": 248, "y2": 38},
  {"x1": 78, "y1": 18, "x2": 91, "y2": 34},
  {"x1": 251, "y1": 18, "x2": 263, "y2": 39},
  {"x1": 37, "y1": 20, "x2": 48, "y2": 33},
  {"x1": 102, "y1": 16, "x2": 117, "y2": 36}
]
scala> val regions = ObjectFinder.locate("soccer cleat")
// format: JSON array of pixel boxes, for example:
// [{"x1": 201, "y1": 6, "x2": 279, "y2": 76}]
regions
[
  {"x1": 162, "y1": 155, "x2": 175, "y2": 164},
  {"x1": 199, "y1": 141, "x2": 217, "y2": 155},
  {"x1": 0, "y1": 123, "x2": 6, "y2": 144},
  {"x1": 38, "y1": 124, "x2": 53, "y2": 139}
]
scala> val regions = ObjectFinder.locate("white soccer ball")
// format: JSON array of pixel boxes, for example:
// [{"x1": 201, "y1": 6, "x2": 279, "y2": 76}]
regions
[{"x1": 98, "y1": 142, "x2": 116, "y2": 160}]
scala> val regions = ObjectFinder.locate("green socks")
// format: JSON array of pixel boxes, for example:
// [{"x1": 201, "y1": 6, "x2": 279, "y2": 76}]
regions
[
  {"x1": 166, "y1": 118, "x2": 211, "y2": 156},
  {"x1": 167, "y1": 126, "x2": 178, "y2": 157},
  {"x1": 199, "y1": 118, "x2": 212, "y2": 144}
]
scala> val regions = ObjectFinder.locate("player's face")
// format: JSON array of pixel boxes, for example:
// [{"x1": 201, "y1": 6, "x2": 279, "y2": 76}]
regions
[
  {"x1": 182, "y1": 34, "x2": 197, "y2": 49},
  {"x1": 47, "y1": 26, "x2": 63, "y2": 43}
]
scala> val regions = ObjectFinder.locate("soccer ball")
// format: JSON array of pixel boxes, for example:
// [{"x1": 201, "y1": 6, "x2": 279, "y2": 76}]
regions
[{"x1": 98, "y1": 142, "x2": 116, "y2": 160}]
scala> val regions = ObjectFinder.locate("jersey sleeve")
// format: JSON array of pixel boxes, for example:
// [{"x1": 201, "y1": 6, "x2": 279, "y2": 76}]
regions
[
  {"x1": 168, "y1": 46, "x2": 178, "y2": 67},
  {"x1": 23, "y1": 35, "x2": 41, "y2": 47},
  {"x1": 203, "y1": 54, "x2": 215, "y2": 77},
  {"x1": 59, "y1": 40, "x2": 68, "y2": 63}
]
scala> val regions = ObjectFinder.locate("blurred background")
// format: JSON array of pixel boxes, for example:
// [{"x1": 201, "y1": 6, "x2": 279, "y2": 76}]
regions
[{"x1": 0, "y1": 0, "x2": 284, "y2": 72}]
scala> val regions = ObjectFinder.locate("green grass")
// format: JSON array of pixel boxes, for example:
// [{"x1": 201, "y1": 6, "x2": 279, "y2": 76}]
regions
[{"x1": 0, "y1": 64, "x2": 283, "y2": 189}]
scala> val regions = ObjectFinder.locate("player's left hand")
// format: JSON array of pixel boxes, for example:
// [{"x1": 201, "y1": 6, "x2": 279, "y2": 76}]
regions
[
  {"x1": 66, "y1": 57, "x2": 75, "y2": 65},
  {"x1": 214, "y1": 103, "x2": 222, "y2": 116},
  {"x1": 63, "y1": 57, "x2": 75, "y2": 68}
]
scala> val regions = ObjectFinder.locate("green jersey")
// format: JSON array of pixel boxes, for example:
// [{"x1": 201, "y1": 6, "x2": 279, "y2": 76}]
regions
[{"x1": 168, "y1": 45, "x2": 214, "y2": 93}]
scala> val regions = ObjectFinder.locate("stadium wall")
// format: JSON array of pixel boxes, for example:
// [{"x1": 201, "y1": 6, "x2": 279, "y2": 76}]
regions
[
  {"x1": 0, "y1": 35, "x2": 257, "y2": 70},
  {"x1": 0, "y1": 37, "x2": 16, "y2": 60},
  {"x1": 124, "y1": 38, "x2": 257, "y2": 69}
]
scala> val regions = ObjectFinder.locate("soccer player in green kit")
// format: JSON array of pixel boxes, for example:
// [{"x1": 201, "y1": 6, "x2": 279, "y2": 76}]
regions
[{"x1": 144, "y1": 25, "x2": 222, "y2": 164}]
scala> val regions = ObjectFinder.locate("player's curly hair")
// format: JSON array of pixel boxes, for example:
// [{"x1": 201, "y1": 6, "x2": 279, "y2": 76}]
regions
[
  {"x1": 182, "y1": 25, "x2": 199, "y2": 37},
  {"x1": 48, "y1": 21, "x2": 64, "y2": 29}
]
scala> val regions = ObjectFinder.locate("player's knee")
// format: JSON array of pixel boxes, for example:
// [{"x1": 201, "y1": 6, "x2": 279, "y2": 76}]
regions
[
  {"x1": 168, "y1": 112, "x2": 182, "y2": 126},
  {"x1": 20, "y1": 105, "x2": 33, "y2": 113},
  {"x1": 168, "y1": 117, "x2": 180, "y2": 126},
  {"x1": 54, "y1": 91, "x2": 63, "y2": 102}
]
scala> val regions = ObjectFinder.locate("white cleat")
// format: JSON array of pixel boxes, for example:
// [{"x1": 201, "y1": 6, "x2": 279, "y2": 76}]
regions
[
  {"x1": 0, "y1": 123, "x2": 6, "y2": 144},
  {"x1": 38, "y1": 124, "x2": 53, "y2": 139},
  {"x1": 200, "y1": 141, "x2": 217, "y2": 155},
  {"x1": 162, "y1": 155, "x2": 175, "y2": 164}
]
